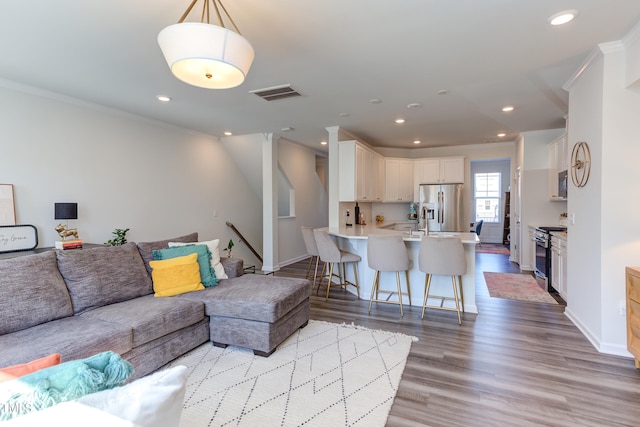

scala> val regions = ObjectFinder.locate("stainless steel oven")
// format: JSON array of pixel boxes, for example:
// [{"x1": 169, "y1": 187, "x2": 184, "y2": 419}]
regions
[
  {"x1": 534, "y1": 226, "x2": 567, "y2": 292},
  {"x1": 533, "y1": 228, "x2": 549, "y2": 286}
]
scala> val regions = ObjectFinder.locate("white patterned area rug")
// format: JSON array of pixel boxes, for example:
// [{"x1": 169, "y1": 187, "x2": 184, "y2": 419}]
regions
[{"x1": 168, "y1": 320, "x2": 417, "y2": 427}]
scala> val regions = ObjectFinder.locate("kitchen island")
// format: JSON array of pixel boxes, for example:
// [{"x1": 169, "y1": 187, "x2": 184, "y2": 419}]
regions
[{"x1": 319, "y1": 225, "x2": 480, "y2": 313}]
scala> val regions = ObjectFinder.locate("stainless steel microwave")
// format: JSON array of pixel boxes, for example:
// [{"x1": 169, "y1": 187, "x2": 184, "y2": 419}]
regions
[{"x1": 558, "y1": 170, "x2": 568, "y2": 198}]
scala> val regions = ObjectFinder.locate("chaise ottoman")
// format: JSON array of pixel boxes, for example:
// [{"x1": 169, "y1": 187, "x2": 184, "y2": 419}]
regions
[{"x1": 177, "y1": 274, "x2": 311, "y2": 356}]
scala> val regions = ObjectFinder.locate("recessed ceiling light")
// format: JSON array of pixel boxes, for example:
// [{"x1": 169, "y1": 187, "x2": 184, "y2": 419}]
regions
[
  {"x1": 370, "y1": 99, "x2": 382, "y2": 104},
  {"x1": 413, "y1": 140, "x2": 421, "y2": 145},
  {"x1": 224, "y1": 131, "x2": 233, "y2": 136},
  {"x1": 407, "y1": 103, "x2": 422, "y2": 109},
  {"x1": 497, "y1": 133, "x2": 506, "y2": 138},
  {"x1": 339, "y1": 112, "x2": 350, "y2": 117},
  {"x1": 320, "y1": 141, "x2": 327, "y2": 145},
  {"x1": 395, "y1": 118, "x2": 405, "y2": 124},
  {"x1": 437, "y1": 89, "x2": 449, "y2": 95},
  {"x1": 156, "y1": 95, "x2": 171, "y2": 102},
  {"x1": 501, "y1": 106, "x2": 515, "y2": 112},
  {"x1": 549, "y1": 10, "x2": 578, "y2": 26},
  {"x1": 281, "y1": 127, "x2": 294, "y2": 132}
]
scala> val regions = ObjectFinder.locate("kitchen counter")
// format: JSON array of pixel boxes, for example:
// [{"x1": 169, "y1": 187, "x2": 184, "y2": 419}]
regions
[
  {"x1": 318, "y1": 225, "x2": 479, "y2": 313},
  {"x1": 325, "y1": 224, "x2": 480, "y2": 244}
]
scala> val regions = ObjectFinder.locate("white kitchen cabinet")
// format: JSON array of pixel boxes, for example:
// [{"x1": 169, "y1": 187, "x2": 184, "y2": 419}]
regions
[
  {"x1": 373, "y1": 153, "x2": 385, "y2": 202},
  {"x1": 339, "y1": 140, "x2": 378, "y2": 202},
  {"x1": 548, "y1": 133, "x2": 568, "y2": 200},
  {"x1": 414, "y1": 157, "x2": 464, "y2": 185},
  {"x1": 551, "y1": 233, "x2": 567, "y2": 300},
  {"x1": 384, "y1": 158, "x2": 414, "y2": 202},
  {"x1": 393, "y1": 221, "x2": 419, "y2": 231}
]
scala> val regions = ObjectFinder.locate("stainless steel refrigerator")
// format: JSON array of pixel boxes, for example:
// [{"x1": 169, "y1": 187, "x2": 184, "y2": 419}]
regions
[{"x1": 419, "y1": 184, "x2": 463, "y2": 232}]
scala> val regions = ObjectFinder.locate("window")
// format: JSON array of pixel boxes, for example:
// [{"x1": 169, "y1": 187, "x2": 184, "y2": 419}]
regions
[{"x1": 474, "y1": 172, "x2": 501, "y2": 223}]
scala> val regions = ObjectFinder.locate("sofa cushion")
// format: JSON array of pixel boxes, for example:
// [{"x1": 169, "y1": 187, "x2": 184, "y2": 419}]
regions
[
  {"x1": 75, "y1": 365, "x2": 188, "y2": 427},
  {"x1": 0, "y1": 316, "x2": 133, "y2": 368},
  {"x1": 80, "y1": 295, "x2": 205, "y2": 347},
  {"x1": 176, "y1": 275, "x2": 311, "y2": 323},
  {"x1": 153, "y1": 244, "x2": 217, "y2": 287},
  {"x1": 0, "y1": 353, "x2": 61, "y2": 383},
  {"x1": 150, "y1": 254, "x2": 206, "y2": 297},
  {"x1": 137, "y1": 232, "x2": 198, "y2": 275},
  {"x1": 57, "y1": 242, "x2": 153, "y2": 314},
  {"x1": 0, "y1": 251, "x2": 73, "y2": 335},
  {"x1": 169, "y1": 239, "x2": 228, "y2": 279}
]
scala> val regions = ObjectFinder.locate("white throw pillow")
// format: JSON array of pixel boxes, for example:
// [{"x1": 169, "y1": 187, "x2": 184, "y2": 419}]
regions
[
  {"x1": 169, "y1": 239, "x2": 228, "y2": 279},
  {"x1": 74, "y1": 365, "x2": 188, "y2": 427},
  {"x1": 1, "y1": 401, "x2": 139, "y2": 426}
]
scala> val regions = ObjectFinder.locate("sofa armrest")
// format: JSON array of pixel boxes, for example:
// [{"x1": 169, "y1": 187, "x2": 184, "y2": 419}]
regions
[{"x1": 220, "y1": 257, "x2": 244, "y2": 278}]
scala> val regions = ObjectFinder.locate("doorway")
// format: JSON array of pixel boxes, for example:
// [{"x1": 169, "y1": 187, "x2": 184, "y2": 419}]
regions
[{"x1": 470, "y1": 159, "x2": 510, "y2": 244}]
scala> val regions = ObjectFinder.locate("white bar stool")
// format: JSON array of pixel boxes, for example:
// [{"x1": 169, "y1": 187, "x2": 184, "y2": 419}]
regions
[
  {"x1": 313, "y1": 229, "x2": 361, "y2": 300},
  {"x1": 419, "y1": 236, "x2": 466, "y2": 324},
  {"x1": 367, "y1": 234, "x2": 412, "y2": 316},
  {"x1": 300, "y1": 226, "x2": 321, "y2": 290}
]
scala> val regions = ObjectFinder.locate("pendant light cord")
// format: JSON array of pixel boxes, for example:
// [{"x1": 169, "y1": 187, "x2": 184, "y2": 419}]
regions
[{"x1": 176, "y1": 0, "x2": 243, "y2": 34}]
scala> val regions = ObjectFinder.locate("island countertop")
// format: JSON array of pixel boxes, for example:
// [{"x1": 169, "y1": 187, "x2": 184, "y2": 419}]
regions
[
  {"x1": 320, "y1": 224, "x2": 479, "y2": 244},
  {"x1": 317, "y1": 224, "x2": 479, "y2": 313}
]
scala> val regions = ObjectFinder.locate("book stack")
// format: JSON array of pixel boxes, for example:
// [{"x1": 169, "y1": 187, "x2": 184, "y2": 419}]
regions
[{"x1": 55, "y1": 239, "x2": 84, "y2": 250}]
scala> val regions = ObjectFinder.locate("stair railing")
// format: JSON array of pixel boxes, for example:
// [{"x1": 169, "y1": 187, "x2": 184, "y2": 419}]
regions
[{"x1": 225, "y1": 221, "x2": 263, "y2": 263}]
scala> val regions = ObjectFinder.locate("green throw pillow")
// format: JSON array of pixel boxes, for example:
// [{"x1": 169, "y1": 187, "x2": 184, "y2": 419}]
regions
[{"x1": 153, "y1": 244, "x2": 218, "y2": 287}]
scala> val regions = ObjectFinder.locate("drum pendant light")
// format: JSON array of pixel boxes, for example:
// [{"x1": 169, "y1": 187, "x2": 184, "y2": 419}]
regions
[{"x1": 158, "y1": 0, "x2": 255, "y2": 89}]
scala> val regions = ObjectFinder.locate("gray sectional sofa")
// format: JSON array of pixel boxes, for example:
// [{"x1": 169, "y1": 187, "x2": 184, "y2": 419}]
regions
[{"x1": 0, "y1": 233, "x2": 311, "y2": 380}]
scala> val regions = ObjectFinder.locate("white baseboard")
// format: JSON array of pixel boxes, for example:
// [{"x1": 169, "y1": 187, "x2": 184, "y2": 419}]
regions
[
  {"x1": 564, "y1": 307, "x2": 634, "y2": 359},
  {"x1": 280, "y1": 254, "x2": 310, "y2": 268}
]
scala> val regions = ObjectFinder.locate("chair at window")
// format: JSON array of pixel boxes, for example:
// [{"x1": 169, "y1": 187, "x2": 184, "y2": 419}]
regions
[
  {"x1": 300, "y1": 226, "x2": 321, "y2": 291},
  {"x1": 313, "y1": 229, "x2": 360, "y2": 300},
  {"x1": 367, "y1": 234, "x2": 412, "y2": 316},
  {"x1": 474, "y1": 219, "x2": 484, "y2": 245},
  {"x1": 419, "y1": 236, "x2": 466, "y2": 324}
]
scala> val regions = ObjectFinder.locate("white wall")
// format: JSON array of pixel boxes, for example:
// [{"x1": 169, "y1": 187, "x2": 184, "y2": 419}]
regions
[
  {"x1": 516, "y1": 129, "x2": 567, "y2": 270},
  {"x1": 563, "y1": 50, "x2": 605, "y2": 348},
  {"x1": 564, "y1": 32, "x2": 640, "y2": 356},
  {"x1": 0, "y1": 83, "x2": 262, "y2": 265},
  {"x1": 277, "y1": 139, "x2": 328, "y2": 265}
]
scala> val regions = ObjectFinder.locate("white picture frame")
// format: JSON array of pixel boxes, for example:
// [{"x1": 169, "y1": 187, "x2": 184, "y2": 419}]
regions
[
  {"x1": 0, "y1": 225, "x2": 38, "y2": 253},
  {"x1": 0, "y1": 184, "x2": 16, "y2": 226}
]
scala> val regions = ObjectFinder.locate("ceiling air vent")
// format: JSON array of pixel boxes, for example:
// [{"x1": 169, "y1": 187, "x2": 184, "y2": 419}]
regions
[{"x1": 250, "y1": 84, "x2": 301, "y2": 101}]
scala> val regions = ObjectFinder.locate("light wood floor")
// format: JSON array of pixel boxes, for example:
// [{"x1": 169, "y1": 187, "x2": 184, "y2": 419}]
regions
[{"x1": 275, "y1": 253, "x2": 640, "y2": 426}]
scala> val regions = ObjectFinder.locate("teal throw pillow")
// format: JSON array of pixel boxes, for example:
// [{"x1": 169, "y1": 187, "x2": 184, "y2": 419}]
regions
[
  {"x1": 0, "y1": 351, "x2": 134, "y2": 421},
  {"x1": 153, "y1": 244, "x2": 218, "y2": 287}
]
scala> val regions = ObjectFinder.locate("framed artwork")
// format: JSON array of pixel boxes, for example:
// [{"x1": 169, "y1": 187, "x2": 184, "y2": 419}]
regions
[
  {"x1": 0, "y1": 184, "x2": 16, "y2": 226},
  {"x1": 0, "y1": 225, "x2": 38, "y2": 253}
]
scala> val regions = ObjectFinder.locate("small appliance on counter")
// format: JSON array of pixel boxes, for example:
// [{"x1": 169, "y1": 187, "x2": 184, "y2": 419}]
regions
[{"x1": 558, "y1": 170, "x2": 568, "y2": 199}]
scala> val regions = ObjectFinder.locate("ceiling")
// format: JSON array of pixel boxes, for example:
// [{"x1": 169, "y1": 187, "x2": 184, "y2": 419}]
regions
[{"x1": 1, "y1": 1, "x2": 639, "y2": 152}]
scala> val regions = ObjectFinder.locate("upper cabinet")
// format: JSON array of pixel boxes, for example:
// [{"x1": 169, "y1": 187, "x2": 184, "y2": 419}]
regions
[
  {"x1": 384, "y1": 158, "x2": 414, "y2": 202},
  {"x1": 548, "y1": 133, "x2": 568, "y2": 201},
  {"x1": 414, "y1": 157, "x2": 464, "y2": 184},
  {"x1": 414, "y1": 157, "x2": 464, "y2": 200},
  {"x1": 339, "y1": 140, "x2": 379, "y2": 202}
]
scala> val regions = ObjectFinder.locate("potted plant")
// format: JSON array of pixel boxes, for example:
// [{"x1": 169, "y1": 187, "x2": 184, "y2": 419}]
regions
[
  {"x1": 106, "y1": 228, "x2": 130, "y2": 246},
  {"x1": 224, "y1": 239, "x2": 234, "y2": 258}
]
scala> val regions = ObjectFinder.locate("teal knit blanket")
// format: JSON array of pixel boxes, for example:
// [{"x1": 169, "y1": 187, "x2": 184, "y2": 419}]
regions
[{"x1": 0, "y1": 351, "x2": 134, "y2": 420}]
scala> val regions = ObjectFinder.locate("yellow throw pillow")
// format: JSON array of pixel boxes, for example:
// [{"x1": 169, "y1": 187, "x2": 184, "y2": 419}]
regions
[{"x1": 149, "y1": 253, "x2": 204, "y2": 297}]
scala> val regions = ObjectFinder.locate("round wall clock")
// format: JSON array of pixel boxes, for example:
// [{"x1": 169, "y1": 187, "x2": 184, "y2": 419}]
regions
[{"x1": 570, "y1": 141, "x2": 591, "y2": 187}]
